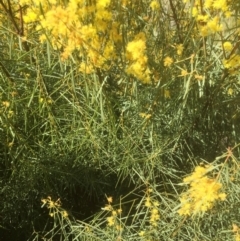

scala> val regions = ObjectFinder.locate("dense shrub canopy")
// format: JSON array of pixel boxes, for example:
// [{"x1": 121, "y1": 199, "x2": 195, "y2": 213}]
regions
[{"x1": 0, "y1": 0, "x2": 240, "y2": 240}]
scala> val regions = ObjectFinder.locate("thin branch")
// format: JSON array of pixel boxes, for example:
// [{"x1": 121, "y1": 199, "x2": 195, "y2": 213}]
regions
[{"x1": 169, "y1": 0, "x2": 183, "y2": 43}]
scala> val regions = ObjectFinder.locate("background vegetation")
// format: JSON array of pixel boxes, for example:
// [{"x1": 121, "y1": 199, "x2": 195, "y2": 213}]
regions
[{"x1": 0, "y1": 0, "x2": 240, "y2": 240}]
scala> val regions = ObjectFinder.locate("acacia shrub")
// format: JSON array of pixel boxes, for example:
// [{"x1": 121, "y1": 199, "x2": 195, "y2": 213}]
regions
[{"x1": 0, "y1": 0, "x2": 240, "y2": 240}]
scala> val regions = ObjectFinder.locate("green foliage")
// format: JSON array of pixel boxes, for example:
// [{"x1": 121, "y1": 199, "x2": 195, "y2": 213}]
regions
[{"x1": 0, "y1": 0, "x2": 240, "y2": 240}]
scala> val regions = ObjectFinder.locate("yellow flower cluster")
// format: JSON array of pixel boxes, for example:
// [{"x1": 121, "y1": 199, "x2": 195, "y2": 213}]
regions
[
  {"x1": 20, "y1": 0, "x2": 56, "y2": 23},
  {"x1": 41, "y1": 196, "x2": 68, "y2": 218},
  {"x1": 150, "y1": 0, "x2": 160, "y2": 10},
  {"x1": 233, "y1": 224, "x2": 240, "y2": 241},
  {"x1": 176, "y1": 44, "x2": 184, "y2": 56},
  {"x1": 16, "y1": 0, "x2": 152, "y2": 83},
  {"x1": 178, "y1": 165, "x2": 226, "y2": 216},
  {"x1": 200, "y1": 16, "x2": 223, "y2": 36},
  {"x1": 1, "y1": 100, "x2": 14, "y2": 118},
  {"x1": 223, "y1": 41, "x2": 233, "y2": 51},
  {"x1": 20, "y1": 0, "x2": 119, "y2": 74},
  {"x1": 144, "y1": 195, "x2": 160, "y2": 226},
  {"x1": 139, "y1": 112, "x2": 152, "y2": 120},
  {"x1": 102, "y1": 197, "x2": 122, "y2": 228},
  {"x1": 164, "y1": 56, "x2": 174, "y2": 67},
  {"x1": 223, "y1": 54, "x2": 240, "y2": 75},
  {"x1": 126, "y1": 32, "x2": 151, "y2": 84},
  {"x1": 184, "y1": 0, "x2": 232, "y2": 36}
]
